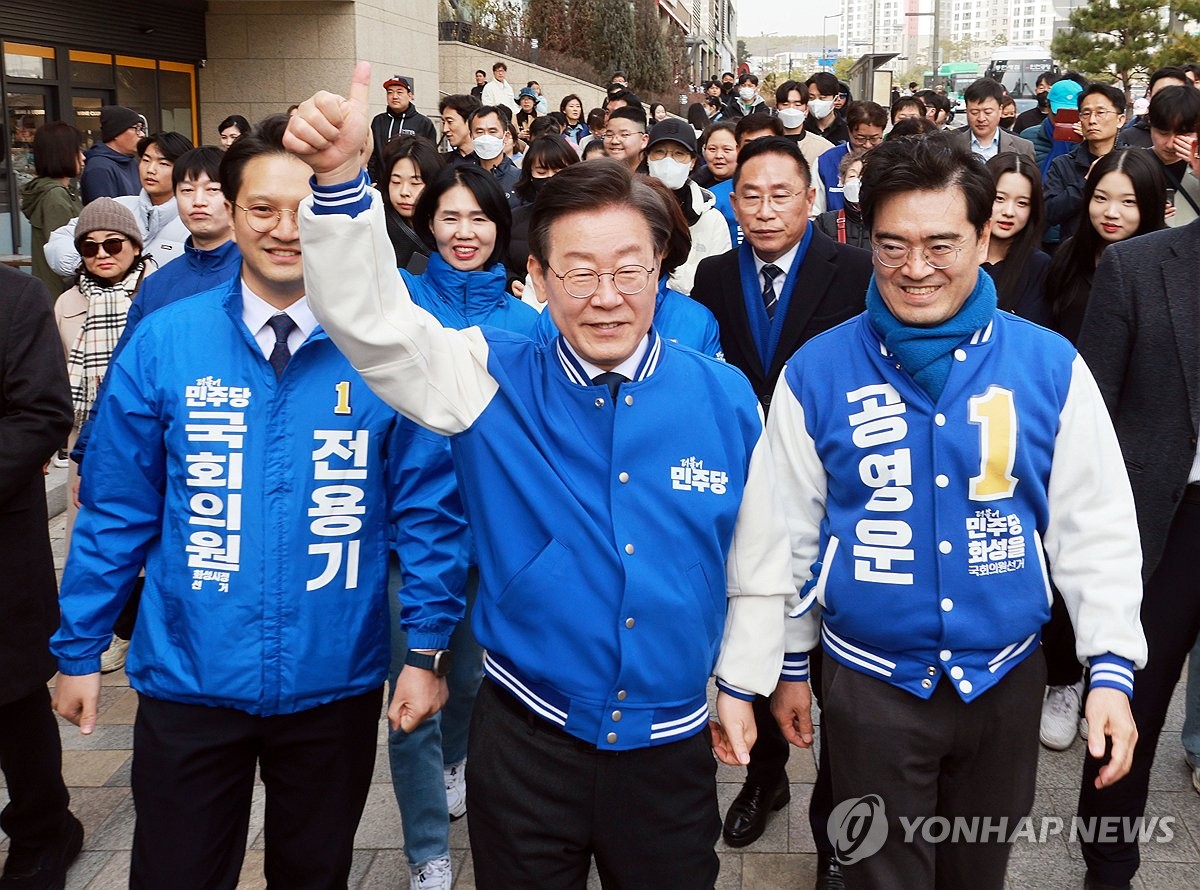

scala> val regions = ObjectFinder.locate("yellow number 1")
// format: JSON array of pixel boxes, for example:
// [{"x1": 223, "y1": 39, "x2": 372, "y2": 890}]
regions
[
  {"x1": 334, "y1": 381, "x2": 352, "y2": 415},
  {"x1": 968, "y1": 386, "x2": 1017, "y2": 501}
]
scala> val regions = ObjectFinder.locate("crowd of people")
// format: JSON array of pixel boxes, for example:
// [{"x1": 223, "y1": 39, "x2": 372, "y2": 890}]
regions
[{"x1": 2, "y1": 54, "x2": 1200, "y2": 890}]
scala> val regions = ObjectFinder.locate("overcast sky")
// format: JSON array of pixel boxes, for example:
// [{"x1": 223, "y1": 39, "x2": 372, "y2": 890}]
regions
[{"x1": 736, "y1": 0, "x2": 839, "y2": 41}]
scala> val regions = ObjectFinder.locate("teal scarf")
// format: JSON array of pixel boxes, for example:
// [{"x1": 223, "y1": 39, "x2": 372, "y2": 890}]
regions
[{"x1": 866, "y1": 268, "x2": 997, "y2": 402}]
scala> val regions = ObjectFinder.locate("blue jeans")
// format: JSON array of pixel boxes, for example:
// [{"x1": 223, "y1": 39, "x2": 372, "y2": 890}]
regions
[
  {"x1": 1183, "y1": 635, "x2": 1200, "y2": 764},
  {"x1": 387, "y1": 562, "x2": 482, "y2": 868}
]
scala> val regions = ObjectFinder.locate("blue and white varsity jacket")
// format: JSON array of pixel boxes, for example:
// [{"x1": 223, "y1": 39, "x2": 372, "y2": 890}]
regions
[
  {"x1": 299, "y1": 175, "x2": 793, "y2": 751},
  {"x1": 767, "y1": 311, "x2": 1147, "y2": 701},
  {"x1": 52, "y1": 278, "x2": 469, "y2": 715}
]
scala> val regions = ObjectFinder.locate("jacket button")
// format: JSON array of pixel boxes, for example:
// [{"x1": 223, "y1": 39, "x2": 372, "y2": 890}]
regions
[
  {"x1": 617, "y1": 690, "x2": 627, "y2": 700},
  {"x1": 625, "y1": 395, "x2": 634, "y2": 406},
  {"x1": 625, "y1": 617, "x2": 635, "y2": 629},
  {"x1": 921, "y1": 679, "x2": 932, "y2": 689},
  {"x1": 935, "y1": 474, "x2": 949, "y2": 488},
  {"x1": 927, "y1": 666, "x2": 936, "y2": 676},
  {"x1": 595, "y1": 398, "x2": 605, "y2": 408},
  {"x1": 959, "y1": 680, "x2": 973, "y2": 694},
  {"x1": 607, "y1": 732, "x2": 618, "y2": 744},
  {"x1": 935, "y1": 413, "x2": 946, "y2": 426},
  {"x1": 939, "y1": 649, "x2": 952, "y2": 661},
  {"x1": 611, "y1": 710, "x2": 622, "y2": 721},
  {"x1": 951, "y1": 666, "x2": 964, "y2": 680},
  {"x1": 938, "y1": 540, "x2": 952, "y2": 554},
  {"x1": 940, "y1": 597, "x2": 954, "y2": 612},
  {"x1": 625, "y1": 543, "x2": 634, "y2": 555},
  {"x1": 954, "y1": 348, "x2": 966, "y2": 361},
  {"x1": 619, "y1": 472, "x2": 630, "y2": 483}
]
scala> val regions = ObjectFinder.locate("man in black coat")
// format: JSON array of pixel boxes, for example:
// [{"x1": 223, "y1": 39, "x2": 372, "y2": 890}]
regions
[
  {"x1": 691, "y1": 136, "x2": 871, "y2": 889},
  {"x1": 0, "y1": 266, "x2": 79, "y2": 886},
  {"x1": 1075, "y1": 219, "x2": 1200, "y2": 890},
  {"x1": 367, "y1": 74, "x2": 438, "y2": 184}
]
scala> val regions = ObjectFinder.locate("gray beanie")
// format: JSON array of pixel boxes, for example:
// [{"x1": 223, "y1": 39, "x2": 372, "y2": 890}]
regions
[{"x1": 75, "y1": 198, "x2": 143, "y2": 250}]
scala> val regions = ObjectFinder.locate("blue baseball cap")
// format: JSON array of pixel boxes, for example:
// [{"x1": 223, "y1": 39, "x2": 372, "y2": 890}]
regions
[{"x1": 1048, "y1": 80, "x2": 1083, "y2": 113}]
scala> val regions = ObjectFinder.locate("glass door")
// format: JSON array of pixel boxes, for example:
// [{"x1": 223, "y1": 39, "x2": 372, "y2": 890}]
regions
[
  {"x1": 3, "y1": 84, "x2": 54, "y2": 255},
  {"x1": 72, "y1": 88, "x2": 113, "y2": 149}
]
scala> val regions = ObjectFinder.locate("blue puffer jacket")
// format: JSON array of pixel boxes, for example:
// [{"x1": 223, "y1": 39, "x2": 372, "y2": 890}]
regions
[
  {"x1": 52, "y1": 278, "x2": 468, "y2": 715},
  {"x1": 401, "y1": 253, "x2": 539, "y2": 335},
  {"x1": 532, "y1": 276, "x2": 723, "y2": 359}
]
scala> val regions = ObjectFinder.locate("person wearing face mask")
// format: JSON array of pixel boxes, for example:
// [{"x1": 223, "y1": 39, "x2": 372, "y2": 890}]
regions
[
  {"x1": 813, "y1": 154, "x2": 869, "y2": 250},
  {"x1": 1014, "y1": 72, "x2": 1060, "y2": 133},
  {"x1": 644, "y1": 119, "x2": 731, "y2": 295},
  {"x1": 804, "y1": 72, "x2": 850, "y2": 145},
  {"x1": 505, "y1": 137, "x2": 580, "y2": 298},
  {"x1": 727, "y1": 73, "x2": 774, "y2": 120},
  {"x1": 816, "y1": 100, "x2": 887, "y2": 213},
  {"x1": 466, "y1": 105, "x2": 520, "y2": 201},
  {"x1": 999, "y1": 95, "x2": 1018, "y2": 132}
]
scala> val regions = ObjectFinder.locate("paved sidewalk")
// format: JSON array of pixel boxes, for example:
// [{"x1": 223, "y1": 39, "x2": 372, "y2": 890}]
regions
[{"x1": 3, "y1": 513, "x2": 1199, "y2": 888}]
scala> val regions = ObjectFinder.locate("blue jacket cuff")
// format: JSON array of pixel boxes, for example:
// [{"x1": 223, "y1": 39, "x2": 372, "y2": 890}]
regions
[
  {"x1": 716, "y1": 679, "x2": 756, "y2": 702},
  {"x1": 779, "y1": 653, "x2": 810, "y2": 682},
  {"x1": 1089, "y1": 653, "x2": 1134, "y2": 699},
  {"x1": 57, "y1": 656, "x2": 102, "y2": 676},
  {"x1": 309, "y1": 170, "x2": 372, "y2": 217},
  {"x1": 403, "y1": 630, "x2": 454, "y2": 652}
]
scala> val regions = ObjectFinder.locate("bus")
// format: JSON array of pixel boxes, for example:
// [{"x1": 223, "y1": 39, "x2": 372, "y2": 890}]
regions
[
  {"x1": 985, "y1": 46, "x2": 1057, "y2": 99},
  {"x1": 925, "y1": 62, "x2": 982, "y2": 99}
]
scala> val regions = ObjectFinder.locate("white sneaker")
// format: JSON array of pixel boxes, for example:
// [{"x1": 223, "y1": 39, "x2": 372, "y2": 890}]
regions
[
  {"x1": 99, "y1": 634, "x2": 130, "y2": 673},
  {"x1": 444, "y1": 758, "x2": 466, "y2": 820},
  {"x1": 1186, "y1": 753, "x2": 1200, "y2": 796},
  {"x1": 1079, "y1": 716, "x2": 1089, "y2": 740},
  {"x1": 1040, "y1": 681, "x2": 1084, "y2": 750},
  {"x1": 410, "y1": 855, "x2": 452, "y2": 890}
]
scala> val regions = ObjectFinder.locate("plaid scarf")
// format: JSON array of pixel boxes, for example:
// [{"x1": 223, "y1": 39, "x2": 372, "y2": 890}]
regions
[{"x1": 66, "y1": 261, "x2": 143, "y2": 425}]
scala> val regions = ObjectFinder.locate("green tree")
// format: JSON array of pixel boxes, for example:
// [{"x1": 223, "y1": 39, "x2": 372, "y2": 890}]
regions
[
  {"x1": 1051, "y1": 0, "x2": 1165, "y2": 104},
  {"x1": 1157, "y1": 0, "x2": 1200, "y2": 65},
  {"x1": 587, "y1": 0, "x2": 638, "y2": 79},
  {"x1": 525, "y1": 0, "x2": 570, "y2": 51},
  {"x1": 632, "y1": 0, "x2": 670, "y2": 92},
  {"x1": 833, "y1": 57, "x2": 855, "y2": 82},
  {"x1": 737, "y1": 38, "x2": 750, "y2": 67}
]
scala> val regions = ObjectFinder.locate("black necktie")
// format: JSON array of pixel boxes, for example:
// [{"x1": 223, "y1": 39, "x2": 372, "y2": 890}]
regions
[
  {"x1": 266, "y1": 314, "x2": 296, "y2": 379},
  {"x1": 762, "y1": 263, "x2": 783, "y2": 321},
  {"x1": 592, "y1": 371, "x2": 627, "y2": 400}
]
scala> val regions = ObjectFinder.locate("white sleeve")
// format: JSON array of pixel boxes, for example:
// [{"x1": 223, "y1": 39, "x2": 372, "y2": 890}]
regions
[
  {"x1": 714, "y1": 415, "x2": 792, "y2": 696},
  {"x1": 765, "y1": 367, "x2": 826, "y2": 655},
  {"x1": 45, "y1": 217, "x2": 81, "y2": 276},
  {"x1": 298, "y1": 189, "x2": 500, "y2": 436},
  {"x1": 810, "y1": 168, "x2": 827, "y2": 217},
  {"x1": 1043, "y1": 354, "x2": 1147, "y2": 668}
]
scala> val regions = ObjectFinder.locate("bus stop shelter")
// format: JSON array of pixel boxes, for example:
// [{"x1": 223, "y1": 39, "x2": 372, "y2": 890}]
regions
[{"x1": 848, "y1": 53, "x2": 899, "y2": 107}]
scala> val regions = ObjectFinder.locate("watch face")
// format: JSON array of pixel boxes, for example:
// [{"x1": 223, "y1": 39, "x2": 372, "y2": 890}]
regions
[{"x1": 433, "y1": 649, "x2": 454, "y2": 678}]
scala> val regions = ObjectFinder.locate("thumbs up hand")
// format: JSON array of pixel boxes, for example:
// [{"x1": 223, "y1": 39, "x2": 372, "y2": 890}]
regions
[{"x1": 283, "y1": 60, "x2": 372, "y2": 185}]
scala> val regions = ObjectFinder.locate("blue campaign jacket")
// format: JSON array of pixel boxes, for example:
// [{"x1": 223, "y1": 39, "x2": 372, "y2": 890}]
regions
[
  {"x1": 774, "y1": 311, "x2": 1145, "y2": 701},
  {"x1": 401, "y1": 252, "x2": 539, "y2": 335},
  {"x1": 531, "y1": 276, "x2": 723, "y2": 359},
  {"x1": 819, "y1": 143, "x2": 851, "y2": 212},
  {"x1": 52, "y1": 279, "x2": 468, "y2": 715},
  {"x1": 73, "y1": 238, "x2": 243, "y2": 466}
]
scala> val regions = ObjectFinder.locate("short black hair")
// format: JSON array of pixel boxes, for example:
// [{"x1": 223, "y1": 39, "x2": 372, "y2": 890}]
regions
[
  {"x1": 722, "y1": 71, "x2": 735, "y2": 80},
  {"x1": 33, "y1": 121, "x2": 83, "y2": 179},
  {"x1": 475, "y1": 69, "x2": 486, "y2": 77},
  {"x1": 963, "y1": 77, "x2": 1006, "y2": 106},
  {"x1": 1149, "y1": 66, "x2": 1189, "y2": 92},
  {"x1": 378, "y1": 135, "x2": 444, "y2": 193},
  {"x1": 560, "y1": 94, "x2": 582, "y2": 114},
  {"x1": 847, "y1": 100, "x2": 888, "y2": 130},
  {"x1": 137, "y1": 131, "x2": 194, "y2": 162},
  {"x1": 735, "y1": 114, "x2": 784, "y2": 143},
  {"x1": 1036, "y1": 71, "x2": 1060, "y2": 89},
  {"x1": 1078, "y1": 83, "x2": 1125, "y2": 114},
  {"x1": 732, "y1": 136, "x2": 811, "y2": 188},
  {"x1": 439, "y1": 94, "x2": 481, "y2": 119},
  {"x1": 492, "y1": 61, "x2": 506, "y2": 73},
  {"x1": 886, "y1": 117, "x2": 939, "y2": 139},
  {"x1": 412, "y1": 164, "x2": 511, "y2": 265},
  {"x1": 529, "y1": 116, "x2": 563, "y2": 139},
  {"x1": 607, "y1": 89, "x2": 645, "y2": 114},
  {"x1": 890, "y1": 96, "x2": 926, "y2": 123},
  {"x1": 469, "y1": 105, "x2": 511, "y2": 129},
  {"x1": 737, "y1": 73, "x2": 759, "y2": 87},
  {"x1": 218, "y1": 114, "x2": 250, "y2": 136},
  {"x1": 172, "y1": 146, "x2": 224, "y2": 189},
  {"x1": 608, "y1": 106, "x2": 648, "y2": 131},
  {"x1": 775, "y1": 80, "x2": 808, "y2": 105},
  {"x1": 1148, "y1": 84, "x2": 1200, "y2": 133},
  {"x1": 513, "y1": 135, "x2": 579, "y2": 203},
  {"x1": 699, "y1": 121, "x2": 737, "y2": 150},
  {"x1": 218, "y1": 114, "x2": 291, "y2": 205},
  {"x1": 806, "y1": 72, "x2": 841, "y2": 98},
  {"x1": 859, "y1": 135, "x2": 993, "y2": 236}
]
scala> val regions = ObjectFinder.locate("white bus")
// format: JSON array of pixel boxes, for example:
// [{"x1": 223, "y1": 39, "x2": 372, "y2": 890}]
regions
[{"x1": 984, "y1": 46, "x2": 1057, "y2": 99}]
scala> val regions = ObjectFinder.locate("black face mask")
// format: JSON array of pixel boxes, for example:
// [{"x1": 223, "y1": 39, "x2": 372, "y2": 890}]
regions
[
  {"x1": 528, "y1": 176, "x2": 552, "y2": 199},
  {"x1": 721, "y1": 82, "x2": 734, "y2": 94},
  {"x1": 1036, "y1": 94, "x2": 1050, "y2": 110},
  {"x1": 1000, "y1": 117, "x2": 1016, "y2": 130}
]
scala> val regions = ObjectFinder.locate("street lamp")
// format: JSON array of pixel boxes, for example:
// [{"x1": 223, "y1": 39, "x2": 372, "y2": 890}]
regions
[{"x1": 822, "y1": 13, "x2": 842, "y2": 70}]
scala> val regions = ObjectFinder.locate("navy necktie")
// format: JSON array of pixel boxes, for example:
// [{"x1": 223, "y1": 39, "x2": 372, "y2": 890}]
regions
[
  {"x1": 266, "y1": 314, "x2": 296, "y2": 379},
  {"x1": 761, "y1": 263, "x2": 783, "y2": 321},
  {"x1": 592, "y1": 371, "x2": 627, "y2": 400}
]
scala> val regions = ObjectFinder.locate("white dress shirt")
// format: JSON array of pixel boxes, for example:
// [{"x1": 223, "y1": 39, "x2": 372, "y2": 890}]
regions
[{"x1": 241, "y1": 282, "x2": 317, "y2": 359}]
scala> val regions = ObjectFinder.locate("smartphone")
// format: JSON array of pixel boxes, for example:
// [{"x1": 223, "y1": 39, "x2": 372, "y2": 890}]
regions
[
  {"x1": 1052, "y1": 108, "x2": 1082, "y2": 143},
  {"x1": 1166, "y1": 188, "x2": 1176, "y2": 207}
]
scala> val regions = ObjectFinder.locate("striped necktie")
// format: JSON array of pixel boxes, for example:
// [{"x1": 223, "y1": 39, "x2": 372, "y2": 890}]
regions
[
  {"x1": 266, "y1": 314, "x2": 296, "y2": 379},
  {"x1": 761, "y1": 263, "x2": 783, "y2": 321}
]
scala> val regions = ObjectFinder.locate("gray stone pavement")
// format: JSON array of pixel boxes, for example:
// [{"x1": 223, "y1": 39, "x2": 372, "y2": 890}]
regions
[{"x1": 3, "y1": 511, "x2": 1199, "y2": 888}]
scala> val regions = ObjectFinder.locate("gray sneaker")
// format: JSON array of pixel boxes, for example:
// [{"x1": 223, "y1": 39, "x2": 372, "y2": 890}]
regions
[
  {"x1": 444, "y1": 758, "x2": 466, "y2": 820},
  {"x1": 1040, "y1": 681, "x2": 1084, "y2": 750}
]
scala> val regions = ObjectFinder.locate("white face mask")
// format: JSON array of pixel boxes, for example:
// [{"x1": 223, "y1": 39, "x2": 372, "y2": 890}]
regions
[
  {"x1": 810, "y1": 99, "x2": 835, "y2": 120},
  {"x1": 738, "y1": 87, "x2": 756, "y2": 102},
  {"x1": 472, "y1": 134, "x2": 504, "y2": 160},
  {"x1": 842, "y1": 178, "x2": 862, "y2": 204},
  {"x1": 777, "y1": 108, "x2": 807, "y2": 129},
  {"x1": 648, "y1": 157, "x2": 692, "y2": 191}
]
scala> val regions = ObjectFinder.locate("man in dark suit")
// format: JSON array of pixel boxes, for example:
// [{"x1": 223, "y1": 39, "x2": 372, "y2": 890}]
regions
[
  {"x1": 950, "y1": 77, "x2": 1035, "y2": 163},
  {"x1": 1076, "y1": 218, "x2": 1200, "y2": 890},
  {"x1": 691, "y1": 135, "x2": 871, "y2": 889},
  {"x1": 0, "y1": 266, "x2": 80, "y2": 887}
]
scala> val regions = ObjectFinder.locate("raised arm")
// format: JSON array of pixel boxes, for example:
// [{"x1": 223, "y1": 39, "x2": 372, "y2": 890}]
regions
[{"x1": 287, "y1": 62, "x2": 500, "y2": 436}]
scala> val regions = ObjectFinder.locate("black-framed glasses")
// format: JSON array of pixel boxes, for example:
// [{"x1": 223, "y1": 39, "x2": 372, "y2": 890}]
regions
[
  {"x1": 80, "y1": 237, "x2": 128, "y2": 258},
  {"x1": 547, "y1": 263, "x2": 656, "y2": 299},
  {"x1": 235, "y1": 203, "x2": 300, "y2": 233},
  {"x1": 871, "y1": 241, "x2": 963, "y2": 270}
]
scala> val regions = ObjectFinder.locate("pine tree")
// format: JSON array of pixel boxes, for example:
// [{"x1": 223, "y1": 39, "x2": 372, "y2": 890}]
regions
[
  {"x1": 1050, "y1": 0, "x2": 1166, "y2": 104},
  {"x1": 632, "y1": 0, "x2": 670, "y2": 92},
  {"x1": 586, "y1": 0, "x2": 638, "y2": 80}
]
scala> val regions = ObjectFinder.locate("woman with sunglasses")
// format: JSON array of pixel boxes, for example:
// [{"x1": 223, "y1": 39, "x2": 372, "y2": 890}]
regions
[
  {"x1": 377, "y1": 135, "x2": 444, "y2": 274},
  {"x1": 386, "y1": 162, "x2": 538, "y2": 890},
  {"x1": 54, "y1": 199, "x2": 145, "y2": 544},
  {"x1": 982, "y1": 152, "x2": 1051, "y2": 325}
]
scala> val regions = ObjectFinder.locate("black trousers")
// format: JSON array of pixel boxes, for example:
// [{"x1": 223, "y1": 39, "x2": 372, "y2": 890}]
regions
[
  {"x1": 129, "y1": 687, "x2": 381, "y2": 890},
  {"x1": 0, "y1": 686, "x2": 71, "y2": 852},
  {"x1": 1078, "y1": 499, "x2": 1200, "y2": 885},
  {"x1": 823, "y1": 653, "x2": 1044, "y2": 890},
  {"x1": 466, "y1": 680, "x2": 721, "y2": 889},
  {"x1": 1042, "y1": 586, "x2": 1084, "y2": 687}
]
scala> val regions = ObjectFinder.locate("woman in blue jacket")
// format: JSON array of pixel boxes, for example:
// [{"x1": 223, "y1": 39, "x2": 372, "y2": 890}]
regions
[{"x1": 389, "y1": 163, "x2": 537, "y2": 890}]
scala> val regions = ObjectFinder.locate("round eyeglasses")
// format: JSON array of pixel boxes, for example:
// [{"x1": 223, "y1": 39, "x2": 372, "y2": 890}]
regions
[
  {"x1": 871, "y1": 242, "x2": 963, "y2": 270},
  {"x1": 235, "y1": 203, "x2": 301, "y2": 233},
  {"x1": 547, "y1": 263, "x2": 656, "y2": 299}
]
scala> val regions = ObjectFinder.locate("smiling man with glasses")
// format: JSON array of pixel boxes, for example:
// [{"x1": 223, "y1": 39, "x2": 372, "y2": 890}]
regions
[
  {"x1": 769, "y1": 135, "x2": 1146, "y2": 890},
  {"x1": 287, "y1": 64, "x2": 795, "y2": 889},
  {"x1": 603, "y1": 105, "x2": 650, "y2": 173}
]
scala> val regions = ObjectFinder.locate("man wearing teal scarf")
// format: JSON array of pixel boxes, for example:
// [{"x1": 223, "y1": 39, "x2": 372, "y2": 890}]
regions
[{"x1": 769, "y1": 136, "x2": 1146, "y2": 890}]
